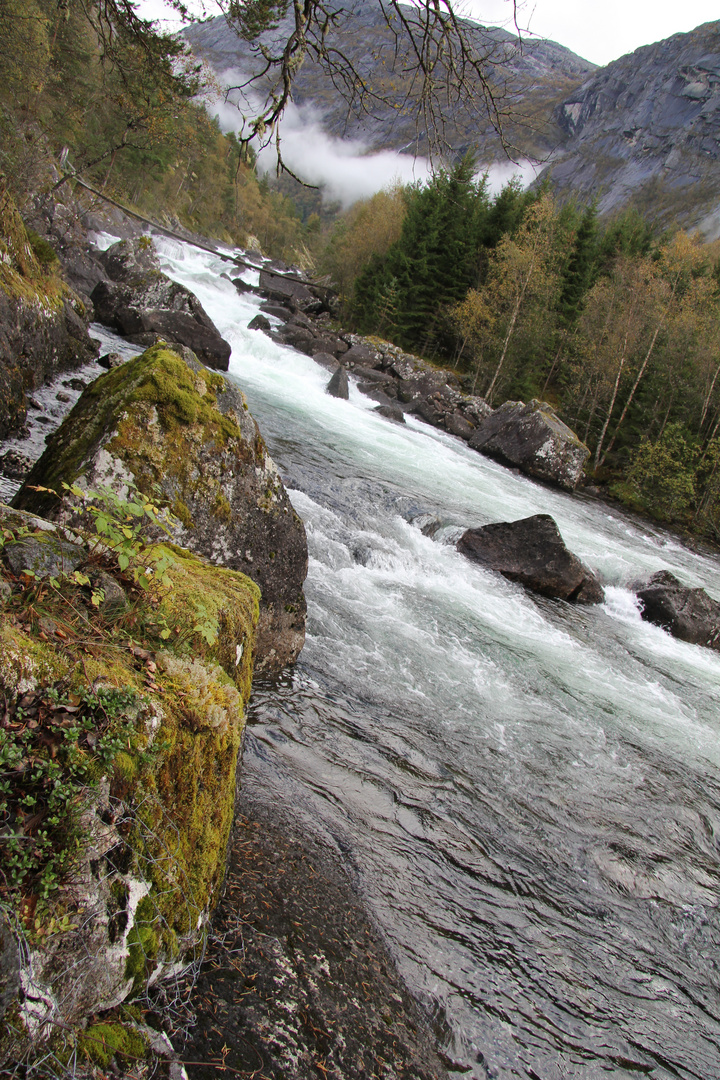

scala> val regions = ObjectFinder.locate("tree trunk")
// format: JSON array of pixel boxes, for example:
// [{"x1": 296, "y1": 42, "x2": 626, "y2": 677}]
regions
[
  {"x1": 599, "y1": 319, "x2": 664, "y2": 468},
  {"x1": 593, "y1": 336, "x2": 629, "y2": 470}
]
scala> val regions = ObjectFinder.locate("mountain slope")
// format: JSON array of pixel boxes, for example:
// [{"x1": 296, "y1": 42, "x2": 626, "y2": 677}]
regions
[
  {"x1": 185, "y1": 0, "x2": 595, "y2": 161},
  {"x1": 549, "y1": 21, "x2": 720, "y2": 234}
]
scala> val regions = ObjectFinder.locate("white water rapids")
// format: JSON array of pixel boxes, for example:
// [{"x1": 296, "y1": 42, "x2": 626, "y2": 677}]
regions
[{"x1": 128, "y1": 237, "x2": 720, "y2": 1077}]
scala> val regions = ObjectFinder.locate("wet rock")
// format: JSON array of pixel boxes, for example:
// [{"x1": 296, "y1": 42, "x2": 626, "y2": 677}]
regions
[
  {"x1": 468, "y1": 399, "x2": 590, "y2": 491},
  {"x1": 91, "y1": 239, "x2": 231, "y2": 371},
  {"x1": 457, "y1": 514, "x2": 604, "y2": 603},
  {"x1": 326, "y1": 367, "x2": 349, "y2": 399},
  {"x1": 275, "y1": 324, "x2": 315, "y2": 351},
  {"x1": 343, "y1": 343, "x2": 381, "y2": 367},
  {"x1": 63, "y1": 377, "x2": 87, "y2": 391},
  {"x1": 0, "y1": 450, "x2": 33, "y2": 481},
  {"x1": 231, "y1": 276, "x2": 258, "y2": 295},
  {"x1": 97, "y1": 351, "x2": 125, "y2": 370},
  {"x1": 259, "y1": 301, "x2": 293, "y2": 321},
  {"x1": 14, "y1": 344, "x2": 308, "y2": 673},
  {"x1": 247, "y1": 313, "x2": 271, "y2": 332},
  {"x1": 56, "y1": 391, "x2": 71, "y2": 403},
  {"x1": 445, "y1": 411, "x2": 476, "y2": 440},
  {"x1": 635, "y1": 570, "x2": 720, "y2": 650},
  {"x1": 307, "y1": 335, "x2": 349, "y2": 358},
  {"x1": 312, "y1": 352, "x2": 340, "y2": 372},
  {"x1": 375, "y1": 404, "x2": 406, "y2": 424}
]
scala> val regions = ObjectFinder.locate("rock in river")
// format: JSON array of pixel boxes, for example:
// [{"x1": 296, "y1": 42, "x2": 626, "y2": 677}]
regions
[
  {"x1": 635, "y1": 570, "x2": 720, "y2": 650},
  {"x1": 457, "y1": 513, "x2": 604, "y2": 603},
  {"x1": 90, "y1": 238, "x2": 231, "y2": 371},
  {"x1": 468, "y1": 399, "x2": 590, "y2": 491}
]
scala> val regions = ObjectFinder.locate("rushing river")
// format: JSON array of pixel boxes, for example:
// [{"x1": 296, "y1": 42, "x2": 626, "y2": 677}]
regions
[{"x1": 144, "y1": 237, "x2": 720, "y2": 1079}]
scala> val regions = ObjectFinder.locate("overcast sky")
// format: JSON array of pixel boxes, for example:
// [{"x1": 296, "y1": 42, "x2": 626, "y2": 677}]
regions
[
  {"x1": 461, "y1": 0, "x2": 719, "y2": 65},
  {"x1": 140, "y1": 0, "x2": 719, "y2": 67}
]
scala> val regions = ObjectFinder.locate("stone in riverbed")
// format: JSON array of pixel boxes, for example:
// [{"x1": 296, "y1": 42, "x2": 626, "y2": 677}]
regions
[
  {"x1": 635, "y1": 570, "x2": 720, "y2": 650},
  {"x1": 90, "y1": 239, "x2": 231, "y2": 371},
  {"x1": 326, "y1": 367, "x2": 349, "y2": 399},
  {"x1": 457, "y1": 514, "x2": 604, "y2": 603},
  {"x1": 468, "y1": 399, "x2": 590, "y2": 491}
]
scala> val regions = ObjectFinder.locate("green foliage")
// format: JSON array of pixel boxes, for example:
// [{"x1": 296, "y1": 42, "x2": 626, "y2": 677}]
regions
[
  {"x1": 625, "y1": 424, "x2": 699, "y2": 520},
  {"x1": 0, "y1": 681, "x2": 145, "y2": 901}
]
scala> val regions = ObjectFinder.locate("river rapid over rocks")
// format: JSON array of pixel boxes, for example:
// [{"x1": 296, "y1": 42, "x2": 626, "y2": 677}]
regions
[{"x1": 123, "y1": 237, "x2": 720, "y2": 1079}]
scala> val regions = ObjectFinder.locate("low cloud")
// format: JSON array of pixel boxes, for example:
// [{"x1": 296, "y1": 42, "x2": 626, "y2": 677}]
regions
[{"x1": 208, "y1": 72, "x2": 539, "y2": 208}]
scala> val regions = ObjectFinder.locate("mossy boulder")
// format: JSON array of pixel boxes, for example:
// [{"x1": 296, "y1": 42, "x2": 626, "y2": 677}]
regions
[
  {"x1": 13, "y1": 344, "x2": 308, "y2": 673},
  {"x1": 468, "y1": 399, "x2": 590, "y2": 491},
  {"x1": 0, "y1": 182, "x2": 98, "y2": 441},
  {"x1": 0, "y1": 501, "x2": 259, "y2": 1045}
]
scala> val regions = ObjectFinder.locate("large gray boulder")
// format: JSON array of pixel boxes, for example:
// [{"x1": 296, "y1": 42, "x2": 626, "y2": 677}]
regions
[
  {"x1": 91, "y1": 239, "x2": 231, "y2": 371},
  {"x1": 457, "y1": 514, "x2": 604, "y2": 603},
  {"x1": 14, "y1": 344, "x2": 308, "y2": 674},
  {"x1": 468, "y1": 399, "x2": 590, "y2": 491},
  {"x1": 635, "y1": 570, "x2": 720, "y2": 650}
]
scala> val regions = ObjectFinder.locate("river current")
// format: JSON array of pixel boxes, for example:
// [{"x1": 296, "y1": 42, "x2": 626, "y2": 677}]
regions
[{"x1": 146, "y1": 238, "x2": 720, "y2": 1079}]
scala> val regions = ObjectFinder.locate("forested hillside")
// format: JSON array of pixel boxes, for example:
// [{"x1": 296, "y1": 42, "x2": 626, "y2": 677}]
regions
[
  {"x1": 0, "y1": 0, "x2": 315, "y2": 262},
  {"x1": 322, "y1": 161, "x2": 720, "y2": 541}
]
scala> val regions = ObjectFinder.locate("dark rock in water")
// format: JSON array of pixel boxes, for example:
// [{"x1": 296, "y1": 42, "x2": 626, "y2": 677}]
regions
[
  {"x1": 358, "y1": 385, "x2": 395, "y2": 407},
  {"x1": 288, "y1": 312, "x2": 314, "y2": 330},
  {"x1": 259, "y1": 301, "x2": 293, "y2": 321},
  {"x1": 445, "y1": 411, "x2": 475, "y2": 440},
  {"x1": 312, "y1": 351, "x2": 339, "y2": 372},
  {"x1": 0, "y1": 450, "x2": 33, "y2": 481},
  {"x1": 14, "y1": 344, "x2": 308, "y2": 674},
  {"x1": 231, "y1": 276, "x2": 257, "y2": 295},
  {"x1": 375, "y1": 404, "x2": 406, "y2": 424},
  {"x1": 412, "y1": 395, "x2": 448, "y2": 427},
  {"x1": 91, "y1": 239, "x2": 231, "y2": 371},
  {"x1": 326, "y1": 367, "x2": 349, "y2": 399},
  {"x1": 63, "y1": 378, "x2": 87, "y2": 391},
  {"x1": 468, "y1": 399, "x2": 590, "y2": 491},
  {"x1": 635, "y1": 570, "x2": 720, "y2": 650},
  {"x1": 457, "y1": 514, "x2": 604, "y2": 604},
  {"x1": 56, "y1": 391, "x2": 71, "y2": 403},
  {"x1": 258, "y1": 269, "x2": 323, "y2": 314},
  {"x1": 97, "y1": 351, "x2": 124, "y2": 370},
  {"x1": 276, "y1": 324, "x2": 315, "y2": 351},
  {"x1": 248, "y1": 313, "x2": 271, "y2": 332}
]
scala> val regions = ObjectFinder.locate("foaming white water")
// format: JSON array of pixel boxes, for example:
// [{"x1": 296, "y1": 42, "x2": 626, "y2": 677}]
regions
[{"x1": 150, "y1": 236, "x2": 720, "y2": 1079}]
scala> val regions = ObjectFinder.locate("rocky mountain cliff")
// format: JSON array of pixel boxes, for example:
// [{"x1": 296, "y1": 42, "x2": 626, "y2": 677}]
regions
[
  {"x1": 185, "y1": 0, "x2": 595, "y2": 160},
  {"x1": 549, "y1": 20, "x2": 720, "y2": 235},
  {"x1": 188, "y1": 7, "x2": 720, "y2": 233}
]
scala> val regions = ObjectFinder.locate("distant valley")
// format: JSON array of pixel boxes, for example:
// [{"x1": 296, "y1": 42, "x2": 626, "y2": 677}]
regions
[{"x1": 186, "y1": 4, "x2": 720, "y2": 233}]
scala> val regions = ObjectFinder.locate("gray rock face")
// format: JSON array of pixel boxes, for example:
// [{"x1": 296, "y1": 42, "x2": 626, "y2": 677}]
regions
[
  {"x1": 0, "y1": 911, "x2": 19, "y2": 1022},
  {"x1": 468, "y1": 399, "x2": 590, "y2": 491},
  {"x1": 0, "y1": 290, "x2": 98, "y2": 441},
  {"x1": 91, "y1": 239, "x2": 231, "y2": 371},
  {"x1": 636, "y1": 570, "x2": 720, "y2": 649},
  {"x1": 326, "y1": 367, "x2": 349, "y2": 399},
  {"x1": 457, "y1": 514, "x2": 604, "y2": 603},
  {"x1": 13, "y1": 344, "x2": 308, "y2": 674},
  {"x1": 550, "y1": 21, "x2": 720, "y2": 233},
  {"x1": 4, "y1": 534, "x2": 85, "y2": 580}
]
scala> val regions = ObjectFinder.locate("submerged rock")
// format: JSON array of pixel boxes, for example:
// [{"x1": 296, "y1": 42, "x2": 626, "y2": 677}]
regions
[
  {"x1": 635, "y1": 570, "x2": 720, "y2": 650},
  {"x1": 457, "y1": 514, "x2": 604, "y2": 603},
  {"x1": 468, "y1": 399, "x2": 590, "y2": 491},
  {"x1": 91, "y1": 238, "x2": 231, "y2": 371},
  {"x1": 14, "y1": 344, "x2": 308, "y2": 673}
]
